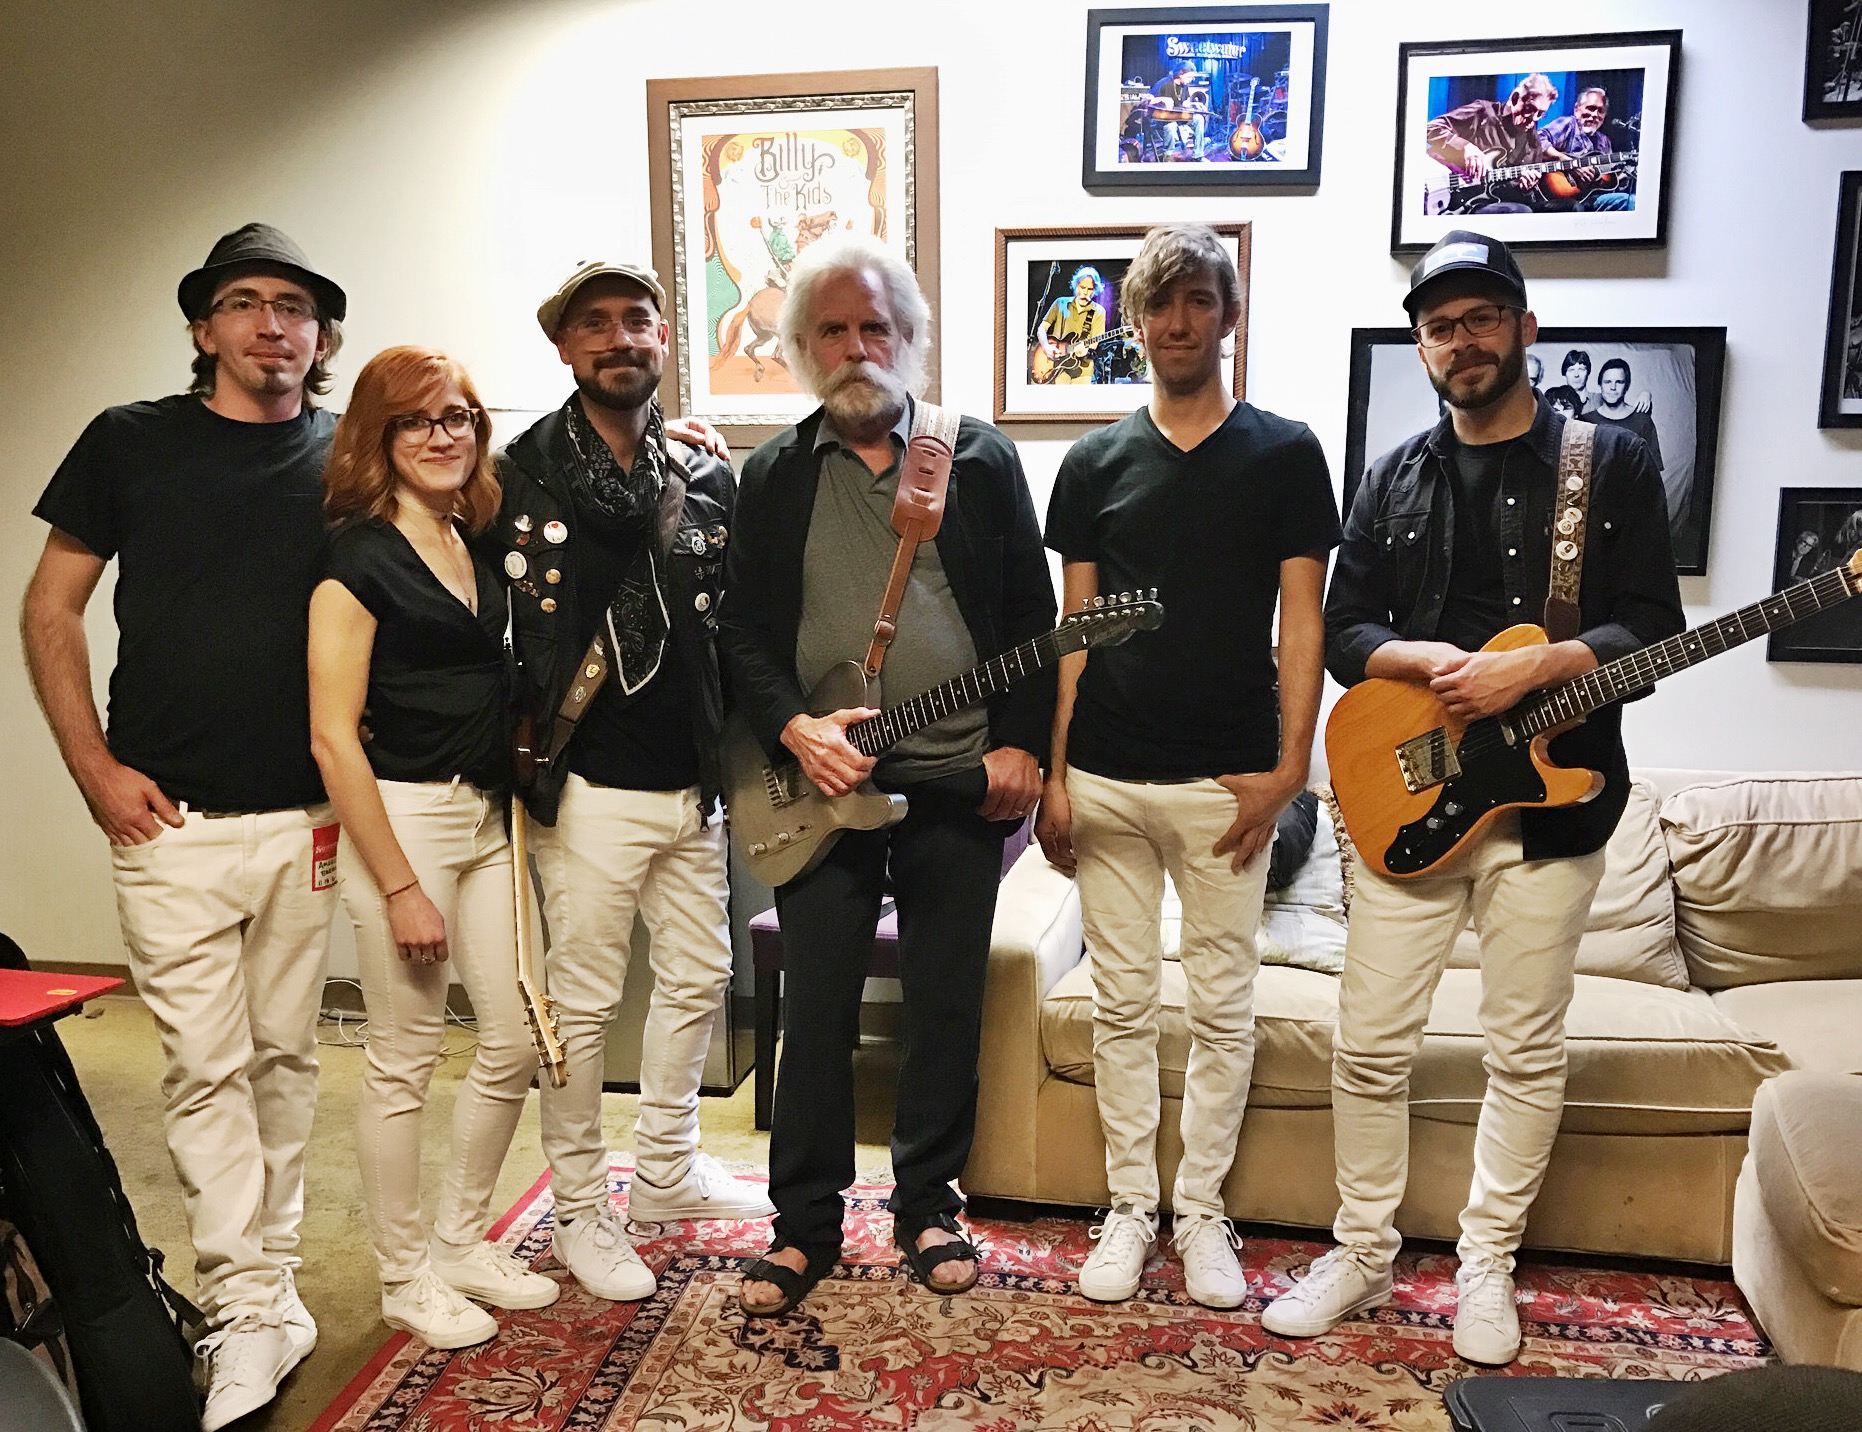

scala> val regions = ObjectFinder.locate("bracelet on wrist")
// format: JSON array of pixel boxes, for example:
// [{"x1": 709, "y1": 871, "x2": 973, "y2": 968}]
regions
[{"x1": 384, "y1": 877, "x2": 420, "y2": 900}]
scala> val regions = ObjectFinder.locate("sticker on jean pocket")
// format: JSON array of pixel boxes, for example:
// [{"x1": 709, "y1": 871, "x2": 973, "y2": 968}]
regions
[{"x1": 312, "y1": 823, "x2": 340, "y2": 891}]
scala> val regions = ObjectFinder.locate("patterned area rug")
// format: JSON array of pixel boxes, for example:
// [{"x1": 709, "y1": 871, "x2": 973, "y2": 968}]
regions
[{"x1": 309, "y1": 1165, "x2": 1767, "y2": 1432}]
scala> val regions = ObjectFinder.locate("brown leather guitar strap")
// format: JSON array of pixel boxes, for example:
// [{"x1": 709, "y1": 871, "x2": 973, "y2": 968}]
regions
[
  {"x1": 1543, "y1": 419, "x2": 1596, "y2": 644},
  {"x1": 542, "y1": 631, "x2": 610, "y2": 766},
  {"x1": 862, "y1": 402, "x2": 959, "y2": 679}
]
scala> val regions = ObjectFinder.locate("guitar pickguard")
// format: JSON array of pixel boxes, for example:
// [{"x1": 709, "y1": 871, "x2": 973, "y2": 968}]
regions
[{"x1": 1380, "y1": 726, "x2": 1547, "y2": 876}]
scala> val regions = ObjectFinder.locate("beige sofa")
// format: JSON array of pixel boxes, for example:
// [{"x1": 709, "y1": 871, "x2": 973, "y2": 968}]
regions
[{"x1": 966, "y1": 770, "x2": 1862, "y2": 1266}]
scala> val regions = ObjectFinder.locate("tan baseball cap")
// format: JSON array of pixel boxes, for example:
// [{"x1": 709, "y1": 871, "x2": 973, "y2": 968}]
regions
[{"x1": 537, "y1": 260, "x2": 667, "y2": 337}]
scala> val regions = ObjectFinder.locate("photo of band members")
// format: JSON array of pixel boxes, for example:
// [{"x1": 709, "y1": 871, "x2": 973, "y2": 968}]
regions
[
  {"x1": 1117, "y1": 29, "x2": 1296, "y2": 164},
  {"x1": 1418, "y1": 67, "x2": 1645, "y2": 216},
  {"x1": 1025, "y1": 258, "x2": 1148, "y2": 386}
]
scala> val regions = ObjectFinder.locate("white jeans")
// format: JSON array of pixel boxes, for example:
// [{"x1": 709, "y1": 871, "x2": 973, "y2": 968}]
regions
[
  {"x1": 1330, "y1": 814, "x2": 1607, "y2": 1272},
  {"x1": 530, "y1": 776, "x2": 733, "y2": 1218},
  {"x1": 1068, "y1": 768, "x2": 1270, "y2": 1219},
  {"x1": 342, "y1": 781, "x2": 535, "y2": 1285},
  {"x1": 110, "y1": 802, "x2": 337, "y2": 1325}
]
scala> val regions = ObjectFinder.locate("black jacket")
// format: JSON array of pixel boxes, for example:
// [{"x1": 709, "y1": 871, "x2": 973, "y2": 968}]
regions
[
  {"x1": 1325, "y1": 398, "x2": 1684, "y2": 859},
  {"x1": 719, "y1": 406, "x2": 1057, "y2": 769},
  {"x1": 491, "y1": 408, "x2": 735, "y2": 825}
]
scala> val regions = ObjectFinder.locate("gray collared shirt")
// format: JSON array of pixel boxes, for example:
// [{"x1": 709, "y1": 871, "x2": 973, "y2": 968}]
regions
[{"x1": 794, "y1": 401, "x2": 986, "y2": 781}]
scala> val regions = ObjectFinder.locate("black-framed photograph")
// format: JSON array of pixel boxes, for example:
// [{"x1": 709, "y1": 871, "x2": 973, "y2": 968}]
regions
[
  {"x1": 993, "y1": 223, "x2": 1250, "y2": 423},
  {"x1": 1804, "y1": 0, "x2": 1862, "y2": 120},
  {"x1": 1391, "y1": 30, "x2": 1681, "y2": 254},
  {"x1": 1082, "y1": 5, "x2": 1328, "y2": 190},
  {"x1": 1769, "y1": 487, "x2": 1862, "y2": 663},
  {"x1": 1821, "y1": 172, "x2": 1862, "y2": 427},
  {"x1": 1344, "y1": 326, "x2": 1727, "y2": 576}
]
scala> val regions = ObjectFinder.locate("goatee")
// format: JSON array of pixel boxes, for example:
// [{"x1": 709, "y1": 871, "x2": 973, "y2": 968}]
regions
[{"x1": 577, "y1": 361, "x2": 658, "y2": 413}]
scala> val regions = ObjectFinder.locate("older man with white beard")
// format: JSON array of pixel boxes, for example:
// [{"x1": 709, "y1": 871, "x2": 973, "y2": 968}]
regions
[{"x1": 718, "y1": 233, "x2": 1056, "y2": 1317}]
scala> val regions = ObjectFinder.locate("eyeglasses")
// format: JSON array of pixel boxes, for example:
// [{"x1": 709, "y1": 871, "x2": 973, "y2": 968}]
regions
[
  {"x1": 388, "y1": 407, "x2": 479, "y2": 442},
  {"x1": 208, "y1": 293, "x2": 318, "y2": 324},
  {"x1": 1411, "y1": 303, "x2": 1520, "y2": 350},
  {"x1": 564, "y1": 312, "x2": 660, "y2": 342}
]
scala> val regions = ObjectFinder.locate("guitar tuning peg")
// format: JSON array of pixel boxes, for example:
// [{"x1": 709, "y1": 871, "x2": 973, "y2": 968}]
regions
[
  {"x1": 1093, "y1": 595, "x2": 1104, "y2": 608},
  {"x1": 1149, "y1": 587, "x2": 1158, "y2": 600},
  {"x1": 1119, "y1": 591, "x2": 1131, "y2": 603}
]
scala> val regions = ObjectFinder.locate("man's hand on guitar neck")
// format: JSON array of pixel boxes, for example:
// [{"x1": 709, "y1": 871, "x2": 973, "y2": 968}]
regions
[
  {"x1": 1369, "y1": 638, "x2": 1598, "y2": 720},
  {"x1": 781, "y1": 708, "x2": 879, "y2": 796}
]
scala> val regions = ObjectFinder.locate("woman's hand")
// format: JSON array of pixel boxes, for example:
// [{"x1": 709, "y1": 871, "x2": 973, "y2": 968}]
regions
[{"x1": 388, "y1": 883, "x2": 448, "y2": 965}]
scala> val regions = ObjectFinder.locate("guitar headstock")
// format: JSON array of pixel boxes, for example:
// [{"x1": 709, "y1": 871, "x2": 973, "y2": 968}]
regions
[{"x1": 1059, "y1": 589, "x2": 1165, "y2": 651}]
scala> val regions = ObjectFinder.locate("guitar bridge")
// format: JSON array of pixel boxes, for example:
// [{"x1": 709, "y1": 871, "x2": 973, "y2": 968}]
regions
[
  {"x1": 765, "y1": 764, "x2": 803, "y2": 808},
  {"x1": 1395, "y1": 728, "x2": 1461, "y2": 794}
]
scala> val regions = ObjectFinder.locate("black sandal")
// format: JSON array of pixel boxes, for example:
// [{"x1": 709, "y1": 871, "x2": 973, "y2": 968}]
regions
[
  {"x1": 894, "y1": 1213, "x2": 980, "y2": 1294},
  {"x1": 739, "y1": 1243, "x2": 839, "y2": 1317}
]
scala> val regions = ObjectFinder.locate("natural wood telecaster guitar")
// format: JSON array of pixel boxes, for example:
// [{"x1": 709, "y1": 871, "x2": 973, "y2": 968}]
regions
[
  {"x1": 725, "y1": 593, "x2": 1164, "y2": 886},
  {"x1": 1327, "y1": 550, "x2": 1862, "y2": 878}
]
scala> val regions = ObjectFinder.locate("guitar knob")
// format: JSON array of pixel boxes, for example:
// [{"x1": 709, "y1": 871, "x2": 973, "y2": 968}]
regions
[
  {"x1": 1443, "y1": 801, "x2": 1462, "y2": 816},
  {"x1": 749, "y1": 841, "x2": 767, "y2": 855},
  {"x1": 1426, "y1": 817, "x2": 1443, "y2": 830},
  {"x1": 776, "y1": 831, "x2": 791, "y2": 845}
]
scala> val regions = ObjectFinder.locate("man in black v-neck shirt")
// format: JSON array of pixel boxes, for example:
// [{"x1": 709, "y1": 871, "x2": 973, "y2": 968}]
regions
[
  {"x1": 1265, "y1": 230, "x2": 1683, "y2": 1367},
  {"x1": 1039, "y1": 223, "x2": 1340, "y2": 1312},
  {"x1": 23, "y1": 224, "x2": 348, "y2": 1429}
]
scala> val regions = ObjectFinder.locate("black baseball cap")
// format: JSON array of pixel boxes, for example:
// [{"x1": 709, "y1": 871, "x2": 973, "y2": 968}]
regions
[
  {"x1": 1403, "y1": 229, "x2": 1527, "y2": 321},
  {"x1": 176, "y1": 222, "x2": 347, "y2": 322}
]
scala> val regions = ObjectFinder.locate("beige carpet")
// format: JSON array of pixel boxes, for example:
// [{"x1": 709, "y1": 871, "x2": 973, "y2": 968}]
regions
[{"x1": 56, "y1": 992, "x2": 899, "y2": 1432}]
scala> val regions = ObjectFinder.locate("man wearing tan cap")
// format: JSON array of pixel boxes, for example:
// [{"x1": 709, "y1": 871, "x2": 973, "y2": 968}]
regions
[{"x1": 488, "y1": 260, "x2": 770, "y2": 1305}]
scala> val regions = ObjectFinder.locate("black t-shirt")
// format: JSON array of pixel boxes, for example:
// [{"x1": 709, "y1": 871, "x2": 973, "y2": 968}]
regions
[
  {"x1": 322, "y1": 520, "x2": 510, "y2": 790},
  {"x1": 33, "y1": 394, "x2": 333, "y2": 810},
  {"x1": 561, "y1": 492, "x2": 700, "y2": 792},
  {"x1": 1046, "y1": 403, "x2": 1342, "y2": 780},
  {"x1": 1438, "y1": 436, "x2": 1512, "y2": 652}
]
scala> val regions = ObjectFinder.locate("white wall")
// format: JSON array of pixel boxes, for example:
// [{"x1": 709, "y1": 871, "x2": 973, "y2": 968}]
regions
[{"x1": 3, "y1": 0, "x2": 1857, "y2": 967}]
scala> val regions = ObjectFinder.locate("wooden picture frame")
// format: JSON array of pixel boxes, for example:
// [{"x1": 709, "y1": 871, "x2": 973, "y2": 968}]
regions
[
  {"x1": 993, "y1": 223, "x2": 1250, "y2": 423},
  {"x1": 646, "y1": 68, "x2": 939, "y2": 446},
  {"x1": 1344, "y1": 325, "x2": 1726, "y2": 576}
]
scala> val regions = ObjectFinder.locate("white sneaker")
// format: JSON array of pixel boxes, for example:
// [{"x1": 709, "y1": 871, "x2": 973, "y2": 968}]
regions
[
  {"x1": 430, "y1": 1238, "x2": 561, "y2": 1310},
  {"x1": 553, "y1": 1206, "x2": 657, "y2": 1300},
  {"x1": 1078, "y1": 1203, "x2": 1158, "y2": 1302},
  {"x1": 1173, "y1": 1213, "x2": 1246, "y2": 1310},
  {"x1": 1453, "y1": 1255, "x2": 1522, "y2": 1365},
  {"x1": 275, "y1": 1257, "x2": 317, "y2": 1368},
  {"x1": 380, "y1": 1269, "x2": 499, "y2": 1350},
  {"x1": 1261, "y1": 1246, "x2": 1394, "y2": 1337},
  {"x1": 627, "y1": 1152, "x2": 775, "y2": 1223},
  {"x1": 197, "y1": 1317, "x2": 292, "y2": 1432}
]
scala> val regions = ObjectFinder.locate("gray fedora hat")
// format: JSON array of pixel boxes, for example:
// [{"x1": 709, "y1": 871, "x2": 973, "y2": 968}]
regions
[{"x1": 176, "y1": 222, "x2": 347, "y2": 322}]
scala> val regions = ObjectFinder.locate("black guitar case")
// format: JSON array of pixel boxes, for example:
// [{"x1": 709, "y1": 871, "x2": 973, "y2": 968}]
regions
[
  {"x1": 1446, "y1": 1375, "x2": 1687, "y2": 1431},
  {"x1": 0, "y1": 933, "x2": 203, "y2": 1432}
]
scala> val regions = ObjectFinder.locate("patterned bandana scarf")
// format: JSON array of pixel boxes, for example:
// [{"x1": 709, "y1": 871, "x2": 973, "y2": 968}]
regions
[{"x1": 564, "y1": 397, "x2": 670, "y2": 696}]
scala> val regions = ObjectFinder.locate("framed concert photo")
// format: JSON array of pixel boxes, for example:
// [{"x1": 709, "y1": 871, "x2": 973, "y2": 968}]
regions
[
  {"x1": 1343, "y1": 326, "x2": 1727, "y2": 576},
  {"x1": 646, "y1": 68, "x2": 939, "y2": 443},
  {"x1": 1805, "y1": 0, "x2": 1862, "y2": 120},
  {"x1": 1820, "y1": 172, "x2": 1862, "y2": 428},
  {"x1": 1081, "y1": 5, "x2": 1329, "y2": 191},
  {"x1": 993, "y1": 223, "x2": 1251, "y2": 423},
  {"x1": 1769, "y1": 488, "x2": 1862, "y2": 663},
  {"x1": 1391, "y1": 31, "x2": 1682, "y2": 254}
]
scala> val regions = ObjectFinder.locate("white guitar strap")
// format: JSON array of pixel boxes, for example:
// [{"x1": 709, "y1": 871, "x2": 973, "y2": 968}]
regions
[{"x1": 1544, "y1": 419, "x2": 1596, "y2": 644}]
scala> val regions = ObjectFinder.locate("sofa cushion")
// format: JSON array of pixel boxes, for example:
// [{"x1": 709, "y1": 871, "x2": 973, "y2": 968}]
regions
[
  {"x1": 1411, "y1": 970, "x2": 1791, "y2": 1134},
  {"x1": 1450, "y1": 779, "x2": 1687, "y2": 988},
  {"x1": 1749, "y1": 1071, "x2": 1862, "y2": 1304},
  {"x1": 1663, "y1": 775, "x2": 1862, "y2": 990},
  {"x1": 1712, "y1": 981, "x2": 1862, "y2": 1076},
  {"x1": 1042, "y1": 960, "x2": 1336, "y2": 1109}
]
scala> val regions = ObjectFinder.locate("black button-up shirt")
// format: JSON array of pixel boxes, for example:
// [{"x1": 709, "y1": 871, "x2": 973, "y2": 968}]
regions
[{"x1": 1326, "y1": 398, "x2": 1685, "y2": 859}]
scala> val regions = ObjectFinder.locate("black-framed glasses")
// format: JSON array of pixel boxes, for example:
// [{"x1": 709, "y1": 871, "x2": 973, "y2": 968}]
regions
[
  {"x1": 1411, "y1": 303, "x2": 1520, "y2": 350},
  {"x1": 388, "y1": 407, "x2": 479, "y2": 442},
  {"x1": 208, "y1": 293, "x2": 318, "y2": 324}
]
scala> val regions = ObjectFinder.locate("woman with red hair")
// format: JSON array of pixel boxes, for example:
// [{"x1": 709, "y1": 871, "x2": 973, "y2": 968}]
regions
[{"x1": 309, "y1": 346, "x2": 554, "y2": 1348}]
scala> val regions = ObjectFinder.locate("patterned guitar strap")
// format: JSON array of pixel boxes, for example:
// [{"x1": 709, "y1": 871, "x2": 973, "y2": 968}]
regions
[{"x1": 1544, "y1": 419, "x2": 1597, "y2": 643}]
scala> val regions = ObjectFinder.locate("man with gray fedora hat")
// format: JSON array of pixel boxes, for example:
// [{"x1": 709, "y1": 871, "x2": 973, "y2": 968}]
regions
[
  {"x1": 24, "y1": 221, "x2": 346, "y2": 1429},
  {"x1": 486, "y1": 257, "x2": 769, "y2": 1307},
  {"x1": 1264, "y1": 229, "x2": 1682, "y2": 1365}
]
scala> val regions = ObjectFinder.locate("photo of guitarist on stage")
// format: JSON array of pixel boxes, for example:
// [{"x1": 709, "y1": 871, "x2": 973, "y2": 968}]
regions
[
  {"x1": 1027, "y1": 261, "x2": 1145, "y2": 387},
  {"x1": 1263, "y1": 231, "x2": 1683, "y2": 1368},
  {"x1": 1422, "y1": 69, "x2": 1642, "y2": 215}
]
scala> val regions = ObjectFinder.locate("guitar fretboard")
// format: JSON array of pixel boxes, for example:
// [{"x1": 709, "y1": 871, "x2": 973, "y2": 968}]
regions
[
  {"x1": 1449, "y1": 149, "x2": 1638, "y2": 188},
  {"x1": 1511, "y1": 564, "x2": 1858, "y2": 737},
  {"x1": 847, "y1": 627, "x2": 1078, "y2": 758}
]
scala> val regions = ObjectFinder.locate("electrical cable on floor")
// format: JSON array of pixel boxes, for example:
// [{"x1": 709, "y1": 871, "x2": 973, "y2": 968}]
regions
[{"x1": 317, "y1": 976, "x2": 480, "y2": 1060}]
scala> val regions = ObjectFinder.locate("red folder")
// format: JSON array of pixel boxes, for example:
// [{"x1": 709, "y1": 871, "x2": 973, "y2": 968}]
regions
[{"x1": 0, "y1": 969, "x2": 125, "y2": 1027}]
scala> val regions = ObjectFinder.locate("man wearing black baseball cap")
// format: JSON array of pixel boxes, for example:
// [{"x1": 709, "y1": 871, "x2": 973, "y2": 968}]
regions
[
  {"x1": 23, "y1": 223, "x2": 346, "y2": 1428},
  {"x1": 1263, "y1": 230, "x2": 1683, "y2": 1364}
]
